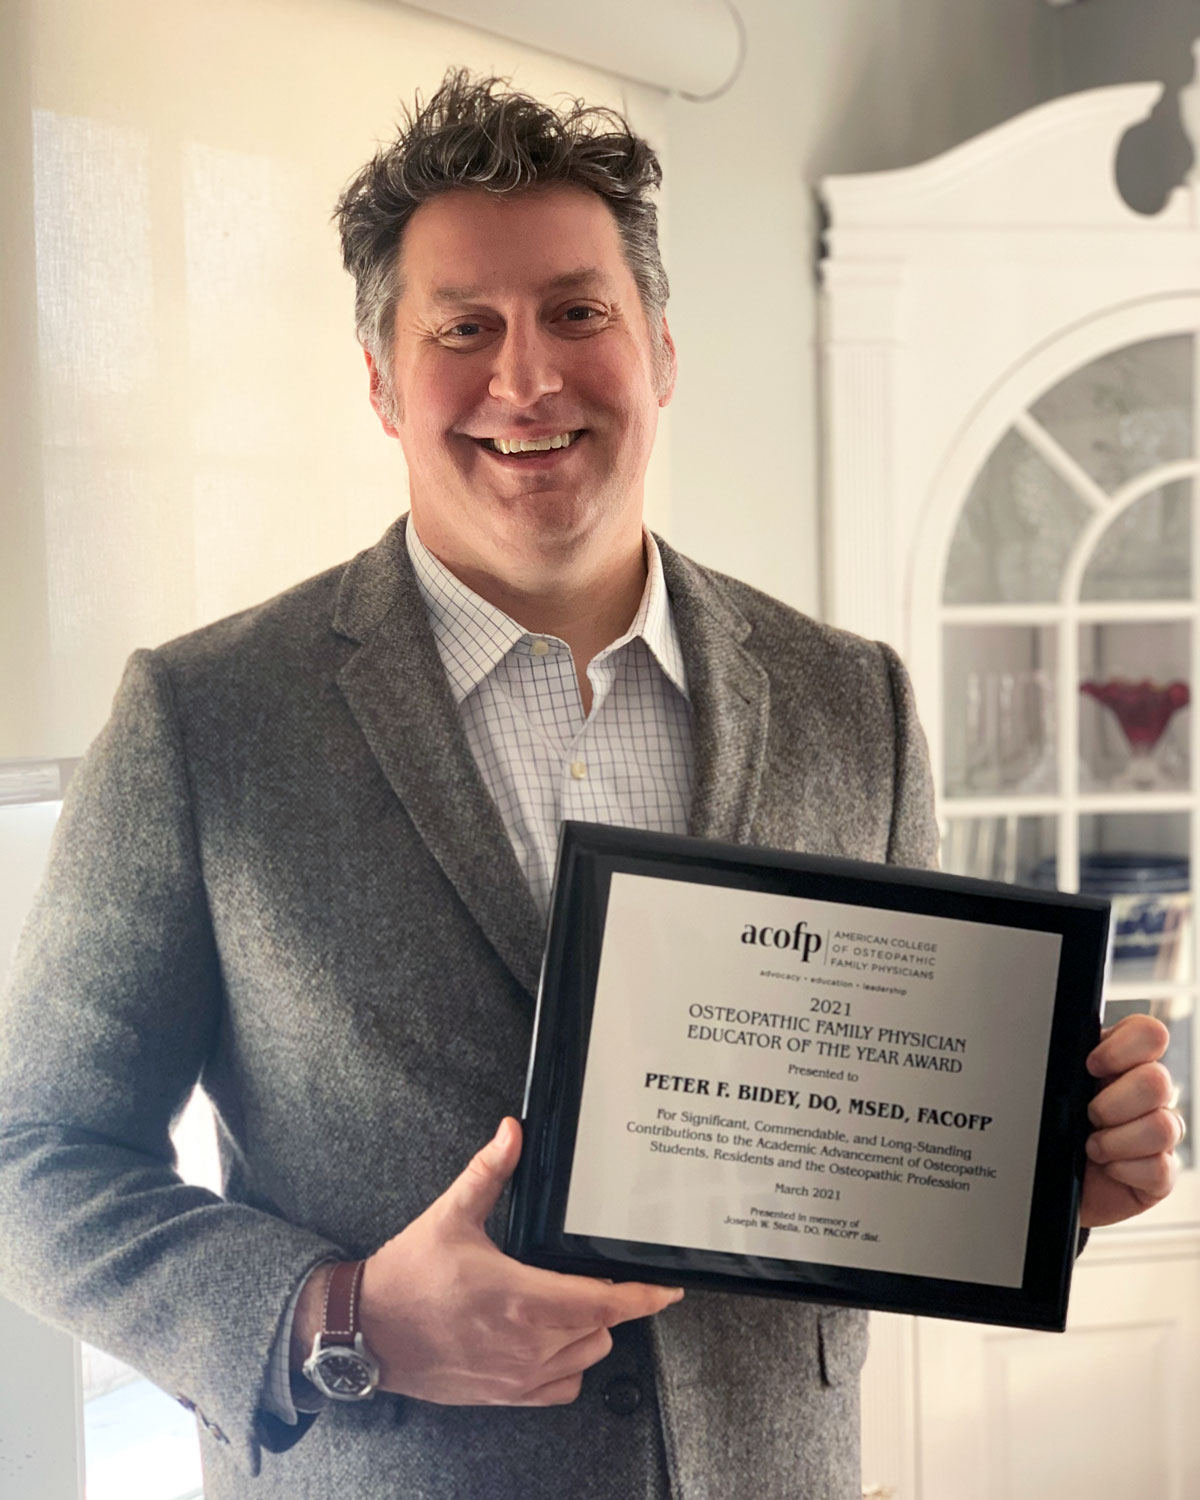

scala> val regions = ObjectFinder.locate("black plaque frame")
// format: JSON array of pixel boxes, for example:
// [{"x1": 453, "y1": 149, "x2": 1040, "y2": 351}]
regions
[{"x1": 505, "y1": 823, "x2": 1110, "y2": 1332}]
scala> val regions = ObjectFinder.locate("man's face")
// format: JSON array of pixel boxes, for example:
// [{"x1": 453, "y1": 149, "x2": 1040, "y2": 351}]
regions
[{"x1": 370, "y1": 184, "x2": 674, "y2": 572}]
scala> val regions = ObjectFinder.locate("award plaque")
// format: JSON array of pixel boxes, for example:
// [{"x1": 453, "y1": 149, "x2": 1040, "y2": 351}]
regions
[{"x1": 506, "y1": 823, "x2": 1111, "y2": 1331}]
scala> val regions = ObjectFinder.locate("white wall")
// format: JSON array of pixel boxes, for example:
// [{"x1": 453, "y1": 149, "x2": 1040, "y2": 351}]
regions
[
  {"x1": 0, "y1": 803, "x2": 59, "y2": 985},
  {"x1": 659, "y1": 0, "x2": 1198, "y2": 622},
  {"x1": 1, "y1": 0, "x2": 668, "y2": 761},
  {"x1": 1054, "y1": 0, "x2": 1199, "y2": 92},
  {"x1": 661, "y1": 0, "x2": 1056, "y2": 619},
  {"x1": 1051, "y1": 0, "x2": 1200, "y2": 213}
]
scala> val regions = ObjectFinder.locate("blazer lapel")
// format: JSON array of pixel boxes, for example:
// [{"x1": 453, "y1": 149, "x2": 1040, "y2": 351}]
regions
[
  {"x1": 328, "y1": 522, "x2": 771, "y2": 996},
  {"x1": 332, "y1": 519, "x2": 545, "y2": 1000},
  {"x1": 657, "y1": 538, "x2": 770, "y2": 845}
]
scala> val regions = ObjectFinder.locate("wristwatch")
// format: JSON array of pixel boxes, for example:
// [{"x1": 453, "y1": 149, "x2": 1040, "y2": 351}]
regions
[{"x1": 301, "y1": 1260, "x2": 381, "y2": 1401}]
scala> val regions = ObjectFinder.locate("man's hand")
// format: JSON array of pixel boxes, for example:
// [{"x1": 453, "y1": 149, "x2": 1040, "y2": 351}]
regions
[
  {"x1": 1081, "y1": 1013, "x2": 1183, "y2": 1228},
  {"x1": 297, "y1": 1117, "x2": 682, "y2": 1406}
]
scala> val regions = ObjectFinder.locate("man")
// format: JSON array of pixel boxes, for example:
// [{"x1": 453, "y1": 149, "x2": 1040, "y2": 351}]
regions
[{"x1": 0, "y1": 72, "x2": 1182, "y2": 1499}]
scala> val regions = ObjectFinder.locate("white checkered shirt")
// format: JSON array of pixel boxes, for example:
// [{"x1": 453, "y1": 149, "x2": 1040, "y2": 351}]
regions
[
  {"x1": 406, "y1": 519, "x2": 694, "y2": 915},
  {"x1": 264, "y1": 516, "x2": 695, "y2": 1423}
]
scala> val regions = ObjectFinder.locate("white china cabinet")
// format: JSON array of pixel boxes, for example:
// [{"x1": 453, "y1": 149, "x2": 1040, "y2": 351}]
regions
[{"x1": 822, "y1": 59, "x2": 1200, "y2": 1500}]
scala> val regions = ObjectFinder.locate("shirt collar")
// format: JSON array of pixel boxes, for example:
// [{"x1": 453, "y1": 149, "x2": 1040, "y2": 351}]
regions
[{"x1": 405, "y1": 517, "x2": 689, "y2": 704}]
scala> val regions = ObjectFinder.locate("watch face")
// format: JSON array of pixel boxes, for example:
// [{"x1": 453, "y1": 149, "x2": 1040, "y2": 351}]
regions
[
  {"x1": 321, "y1": 1353, "x2": 372, "y2": 1396},
  {"x1": 308, "y1": 1343, "x2": 380, "y2": 1401}
]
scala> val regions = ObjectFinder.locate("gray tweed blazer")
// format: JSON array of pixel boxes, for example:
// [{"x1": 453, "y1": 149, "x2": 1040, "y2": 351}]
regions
[{"x1": 0, "y1": 517, "x2": 938, "y2": 1499}]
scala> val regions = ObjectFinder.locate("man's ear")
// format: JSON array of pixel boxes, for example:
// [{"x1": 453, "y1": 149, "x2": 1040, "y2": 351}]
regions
[
  {"x1": 365, "y1": 349, "x2": 400, "y2": 438},
  {"x1": 656, "y1": 316, "x2": 677, "y2": 407}
]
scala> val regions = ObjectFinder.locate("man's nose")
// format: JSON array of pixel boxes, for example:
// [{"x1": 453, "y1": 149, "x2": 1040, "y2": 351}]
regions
[{"x1": 488, "y1": 325, "x2": 564, "y2": 407}]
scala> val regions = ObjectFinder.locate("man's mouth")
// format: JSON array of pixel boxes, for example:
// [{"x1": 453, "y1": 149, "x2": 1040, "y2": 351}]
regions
[{"x1": 477, "y1": 430, "x2": 583, "y2": 457}]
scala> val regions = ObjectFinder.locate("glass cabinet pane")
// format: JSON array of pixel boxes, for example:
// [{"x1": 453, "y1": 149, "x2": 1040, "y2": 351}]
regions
[
  {"x1": 941, "y1": 814, "x2": 1056, "y2": 885},
  {"x1": 1078, "y1": 622, "x2": 1190, "y2": 792},
  {"x1": 943, "y1": 626, "x2": 1057, "y2": 796},
  {"x1": 943, "y1": 429, "x2": 1091, "y2": 605},
  {"x1": 936, "y1": 332, "x2": 1199, "y2": 1188},
  {"x1": 1080, "y1": 480, "x2": 1192, "y2": 601},
  {"x1": 1029, "y1": 334, "x2": 1194, "y2": 495},
  {"x1": 1070, "y1": 813, "x2": 1192, "y2": 1168},
  {"x1": 1079, "y1": 813, "x2": 1192, "y2": 985}
]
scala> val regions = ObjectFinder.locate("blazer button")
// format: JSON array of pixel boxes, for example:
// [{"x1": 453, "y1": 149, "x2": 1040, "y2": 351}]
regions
[{"x1": 603, "y1": 1377, "x2": 642, "y2": 1416}]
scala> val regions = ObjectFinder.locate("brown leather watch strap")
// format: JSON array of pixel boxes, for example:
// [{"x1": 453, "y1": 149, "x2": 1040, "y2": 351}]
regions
[{"x1": 318, "y1": 1259, "x2": 366, "y2": 1350}]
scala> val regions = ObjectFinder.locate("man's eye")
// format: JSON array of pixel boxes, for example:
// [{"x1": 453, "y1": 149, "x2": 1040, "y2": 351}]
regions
[
  {"x1": 447, "y1": 323, "x2": 483, "y2": 338},
  {"x1": 563, "y1": 306, "x2": 600, "y2": 323}
]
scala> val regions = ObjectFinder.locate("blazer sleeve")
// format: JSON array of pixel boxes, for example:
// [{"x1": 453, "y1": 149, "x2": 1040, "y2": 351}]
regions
[
  {"x1": 0, "y1": 651, "x2": 342, "y2": 1477},
  {"x1": 877, "y1": 642, "x2": 940, "y2": 873}
]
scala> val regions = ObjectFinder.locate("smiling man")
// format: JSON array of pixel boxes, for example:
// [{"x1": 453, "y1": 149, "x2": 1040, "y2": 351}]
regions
[
  {"x1": 369, "y1": 181, "x2": 669, "y2": 715},
  {"x1": 0, "y1": 71, "x2": 1182, "y2": 1500}
]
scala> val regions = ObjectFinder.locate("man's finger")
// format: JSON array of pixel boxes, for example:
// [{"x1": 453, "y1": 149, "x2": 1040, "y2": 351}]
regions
[
  {"x1": 1088, "y1": 1061, "x2": 1173, "y2": 1128},
  {"x1": 521, "y1": 1372, "x2": 586, "y2": 1407},
  {"x1": 523, "y1": 1270, "x2": 684, "y2": 1331},
  {"x1": 1098, "y1": 1151, "x2": 1178, "y2": 1202},
  {"x1": 592, "y1": 1280, "x2": 685, "y2": 1328},
  {"x1": 1087, "y1": 1013, "x2": 1170, "y2": 1077},
  {"x1": 1086, "y1": 1108, "x2": 1182, "y2": 1164},
  {"x1": 441, "y1": 1117, "x2": 523, "y2": 1225},
  {"x1": 536, "y1": 1325, "x2": 614, "y2": 1385}
]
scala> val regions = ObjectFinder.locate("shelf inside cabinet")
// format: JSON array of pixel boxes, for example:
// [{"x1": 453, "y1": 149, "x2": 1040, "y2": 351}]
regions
[
  {"x1": 941, "y1": 793, "x2": 1195, "y2": 815},
  {"x1": 943, "y1": 602, "x2": 1199, "y2": 625}
]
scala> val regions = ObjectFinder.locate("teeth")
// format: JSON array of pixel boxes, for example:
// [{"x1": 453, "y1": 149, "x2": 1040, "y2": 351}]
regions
[{"x1": 490, "y1": 432, "x2": 576, "y2": 455}]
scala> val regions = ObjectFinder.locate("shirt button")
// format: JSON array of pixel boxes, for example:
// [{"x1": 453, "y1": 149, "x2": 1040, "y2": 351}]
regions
[
  {"x1": 531, "y1": 638, "x2": 550, "y2": 656},
  {"x1": 570, "y1": 761, "x2": 587, "y2": 780},
  {"x1": 603, "y1": 1377, "x2": 643, "y2": 1416}
]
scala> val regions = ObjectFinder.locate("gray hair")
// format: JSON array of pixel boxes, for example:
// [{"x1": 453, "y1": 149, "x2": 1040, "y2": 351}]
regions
[{"x1": 333, "y1": 69, "x2": 670, "y2": 406}]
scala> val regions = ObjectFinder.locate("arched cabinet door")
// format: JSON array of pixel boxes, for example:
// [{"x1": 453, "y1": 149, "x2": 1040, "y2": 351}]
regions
[
  {"x1": 932, "y1": 315, "x2": 1197, "y2": 1206},
  {"x1": 822, "y1": 67, "x2": 1200, "y2": 1500}
]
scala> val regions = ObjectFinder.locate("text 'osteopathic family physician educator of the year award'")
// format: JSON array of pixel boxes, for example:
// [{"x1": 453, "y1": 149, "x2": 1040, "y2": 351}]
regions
[{"x1": 507, "y1": 825, "x2": 1111, "y2": 1330}]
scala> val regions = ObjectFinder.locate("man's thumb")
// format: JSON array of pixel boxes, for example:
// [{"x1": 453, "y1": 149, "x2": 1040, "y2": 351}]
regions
[{"x1": 445, "y1": 1117, "x2": 522, "y2": 1224}]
